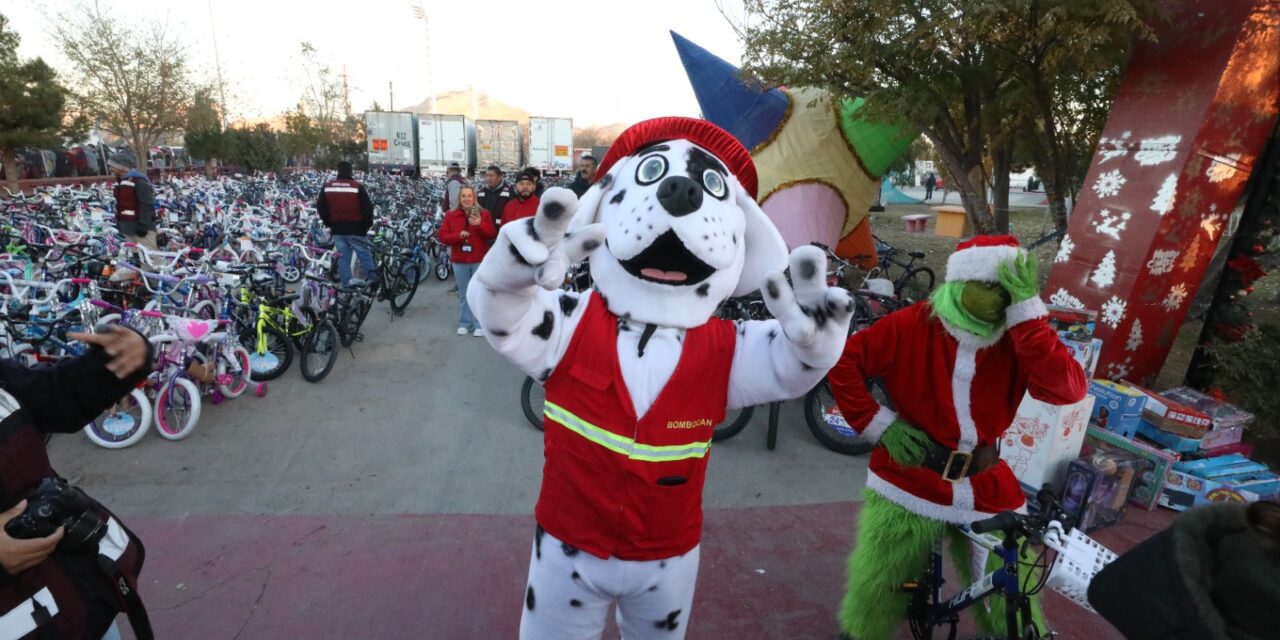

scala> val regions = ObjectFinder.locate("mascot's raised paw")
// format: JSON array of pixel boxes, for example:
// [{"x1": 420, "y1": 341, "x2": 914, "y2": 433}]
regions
[
  {"x1": 761, "y1": 245, "x2": 854, "y2": 363},
  {"x1": 477, "y1": 187, "x2": 606, "y2": 292}
]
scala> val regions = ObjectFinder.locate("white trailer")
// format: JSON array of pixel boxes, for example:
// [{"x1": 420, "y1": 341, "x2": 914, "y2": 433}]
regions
[
  {"x1": 417, "y1": 114, "x2": 474, "y2": 175},
  {"x1": 475, "y1": 120, "x2": 522, "y2": 172},
  {"x1": 527, "y1": 117, "x2": 574, "y2": 175},
  {"x1": 365, "y1": 111, "x2": 417, "y2": 173}
]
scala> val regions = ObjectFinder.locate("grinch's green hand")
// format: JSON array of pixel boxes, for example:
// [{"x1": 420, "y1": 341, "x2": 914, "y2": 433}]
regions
[
  {"x1": 997, "y1": 253, "x2": 1039, "y2": 304},
  {"x1": 880, "y1": 418, "x2": 932, "y2": 467}
]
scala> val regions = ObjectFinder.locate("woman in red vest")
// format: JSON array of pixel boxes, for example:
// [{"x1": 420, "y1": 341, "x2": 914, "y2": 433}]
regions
[{"x1": 438, "y1": 185, "x2": 497, "y2": 336}]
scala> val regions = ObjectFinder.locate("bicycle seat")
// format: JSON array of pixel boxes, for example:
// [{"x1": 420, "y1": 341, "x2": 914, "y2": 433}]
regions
[
  {"x1": 908, "y1": 251, "x2": 926, "y2": 259},
  {"x1": 165, "y1": 317, "x2": 219, "y2": 342},
  {"x1": 267, "y1": 293, "x2": 300, "y2": 306}
]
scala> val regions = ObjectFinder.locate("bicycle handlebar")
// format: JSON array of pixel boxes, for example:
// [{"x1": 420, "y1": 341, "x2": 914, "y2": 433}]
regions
[{"x1": 969, "y1": 485, "x2": 1062, "y2": 535}]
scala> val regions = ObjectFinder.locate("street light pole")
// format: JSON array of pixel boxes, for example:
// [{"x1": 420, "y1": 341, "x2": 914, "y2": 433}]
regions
[{"x1": 411, "y1": 2, "x2": 435, "y2": 112}]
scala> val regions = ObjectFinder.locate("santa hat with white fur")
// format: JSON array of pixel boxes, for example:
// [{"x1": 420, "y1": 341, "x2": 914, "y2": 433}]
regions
[{"x1": 945, "y1": 235, "x2": 1026, "y2": 283}]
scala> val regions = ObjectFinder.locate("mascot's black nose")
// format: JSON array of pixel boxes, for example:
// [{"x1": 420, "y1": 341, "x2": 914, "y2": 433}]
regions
[{"x1": 656, "y1": 175, "x2": 703, "y2": 217}]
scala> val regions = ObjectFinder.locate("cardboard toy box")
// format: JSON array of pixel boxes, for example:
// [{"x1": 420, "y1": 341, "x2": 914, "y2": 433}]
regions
[
  {"x1": 1061, "y1": 451, "x2": 1147, "y2": 532},
  {"x1": 1159, "y1": 454, "x2": 1280, "y2": 512},
  {"x1": 1088, "y1": 380, "x2": 1148, "y2": 439},
  {"x1": 1129, "y1": 384, "x2": 1213, "y2": 438},
  {"x1": 1161, "y1": 387, "x2": 1253, "y2": 449},
  {"x1": 1083, "y1": 426, "x2": 1178, "y2": 511},
  {"x1": 1138, "y1": 421, "x2": 1202, "y2": 454},
  {"x1": 1001, "y1": 392, "x2": 1097, "y2": 491}
]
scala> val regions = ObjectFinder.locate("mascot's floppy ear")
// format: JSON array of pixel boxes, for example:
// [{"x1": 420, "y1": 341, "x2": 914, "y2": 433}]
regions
[
  {"x1": 731, "y1": 173, "x2": 788, "y2": 296},
  {"x1": 567, "y1": 165, "x2": 620, "y2": 235}
]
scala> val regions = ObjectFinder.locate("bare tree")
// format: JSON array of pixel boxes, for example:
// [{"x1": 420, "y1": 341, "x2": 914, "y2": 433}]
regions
[{"x1": 51, "y1": 1, "x2": 192, "y2": 168}]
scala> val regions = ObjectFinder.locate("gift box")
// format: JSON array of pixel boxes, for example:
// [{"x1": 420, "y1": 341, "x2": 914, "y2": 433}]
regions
[
  {"x1": 1137, "y1": 421, "x2": 1203, "y2": 454},
  {"x1": 1001, "y1": 392, "x2": 1097, "y2": 491},
  {"x1": 1046, "y1": 306, "x2": 1097, "y2": 338},
  {"x1": 1201, "y1": 441, "x2": 1256, "y2": 459},
  {"x1": 1061, "y1": 450, "x2": 1146, "y2": 532},
  {"x1": 1087, "y1": 379, "x2": 1148, "y2": 439},
  {"x1": 1159, "y1": 387, "x2": 1255, "y2": 430},
  {"x1": 1159, "y1": 454, "x2": 1280, "y2": 512},
  {"x1": 1200, "y1": 424, "x2": 1245, "y2": 450},
  {"x1": 1128, "y1": 384, "x2": 1213, "y2": 438},
  {"x1": 1083, "y1": 426, "x2": 1178, "y2": 511},
  {"x1": 1061, "y1": 337, "x2": 1103, "y2": 378}
]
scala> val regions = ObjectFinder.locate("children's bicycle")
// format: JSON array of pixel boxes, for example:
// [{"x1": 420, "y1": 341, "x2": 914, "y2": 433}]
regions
[{"x1": 901, "y1": 486, "x2": 1117, "y2": 640}]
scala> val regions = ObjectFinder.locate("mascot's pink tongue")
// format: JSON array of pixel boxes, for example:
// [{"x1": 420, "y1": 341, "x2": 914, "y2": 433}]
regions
[{"x1": 641, "y1": 268, "x2": 688, "y2": 282}]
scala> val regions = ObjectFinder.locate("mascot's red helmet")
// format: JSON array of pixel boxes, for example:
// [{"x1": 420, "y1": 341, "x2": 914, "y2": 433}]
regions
[{"x1": 595, "y1": 117, "x2": 759, "y2": 199}]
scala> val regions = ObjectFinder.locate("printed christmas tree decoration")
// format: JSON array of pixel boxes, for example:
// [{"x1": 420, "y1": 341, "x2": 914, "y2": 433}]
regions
[
  {"x1": 1151, "y1": 173, "x2": 1179, "y2": 216},
  {"x1": 1126, "y1": 318, "x2": 1144, "y2": 351},
  {"x1": 1179, "y1": 236, "x2": 1202, "y2": 271},
  {"x1": 1091, "y1": 250, "x2": 1119, "y2": 289}
]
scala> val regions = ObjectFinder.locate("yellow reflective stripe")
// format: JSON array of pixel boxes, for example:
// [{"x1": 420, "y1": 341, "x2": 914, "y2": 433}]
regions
[{"x1": 543, "y1": 401, "x2": 712, "y2": 462}]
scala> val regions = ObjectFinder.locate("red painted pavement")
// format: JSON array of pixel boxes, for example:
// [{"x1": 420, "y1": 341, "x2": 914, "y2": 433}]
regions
[{"x1": 118, "y1": 503, "x2": 1173, "y2": 639}]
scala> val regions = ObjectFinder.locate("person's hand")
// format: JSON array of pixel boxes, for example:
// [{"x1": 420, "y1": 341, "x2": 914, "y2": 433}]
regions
[
  {"x1": 460, "y1": 230, "x2": 471, "y2": 240},
  {"x1": 0, "y1": 501, "x2": 63, "y2": 575},
  {"x1": 68, "y1": 325, "x2": 149, "y2": 379},
  {"x1": 997, "y1": 253, "x2": 1040, "y2": 304},
  {"x1": 880, "y1": 418, "x2": 932, "y2": 467},
  {"x1": 467, "y1": 214, "x2": 481, "y2": 227}
]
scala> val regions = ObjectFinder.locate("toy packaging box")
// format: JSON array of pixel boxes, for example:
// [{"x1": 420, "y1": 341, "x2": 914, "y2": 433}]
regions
[
  {"x1": 1047, "y1": 306, "x2": 1101, "y2": 377},
  {"x1": 1060, "y1": 450, "x2": 1147, "y2": 532},
  {"x1": 1137, "y1": 421, "x2": 1203, "y2": 454},
  {"x1": 1083, "y1": 426, "x2": 1178, "y2": 511},
  {"x1": 1001, "y1": 392, "x2": 1097, "y2": 491},
  {"x1": 1127, "y1": 384, "x2": 1213, "y2": 438},
  {"x1": 1160, "y1": 386, "x2": 1252, "y2": 449},
  {"x1": 1159, "y1": 454, "x2": 1280, "y2": 512},
  {"x1": 1087, "y1": 380, "x2": 1147, "y2": 439}
]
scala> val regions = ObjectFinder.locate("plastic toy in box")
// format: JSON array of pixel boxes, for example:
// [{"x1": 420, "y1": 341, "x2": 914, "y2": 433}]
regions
[
  {"x1": 1059, "y1": 337, "x2": 1103, "y2": 378},
  {"x1": 1046, "y1": 305, "x2": 1097, "y2": 338},
  {"x1": 1159, "y1": 454, "x2": 1280, "y2": 512},
  {"x1": 1087, "y1": 379, "x2": 1147, "y2": 439},
  {"x1": 1126, "y1": 383, "x2": 1213, "y2": 438},
  {"x1": 1060, "y1": 450, "x2": 1147, "y2": 532},
  {"x1": 1160, "y1": 386, "x2": 1252, "y2": 450},
  {"x1": 1083, "y1": 426, "x2": 1177, "y2": 511}
]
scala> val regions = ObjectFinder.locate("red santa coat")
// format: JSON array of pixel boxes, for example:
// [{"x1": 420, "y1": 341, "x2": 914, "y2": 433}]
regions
[{"x1": 828, "y1": 297, "x2": 1087, "y2": 524}]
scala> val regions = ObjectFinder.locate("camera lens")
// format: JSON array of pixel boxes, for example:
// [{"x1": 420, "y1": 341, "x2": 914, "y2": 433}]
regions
[{"x1": 36, "y1": 505, "x2": 54, "y2": 518}]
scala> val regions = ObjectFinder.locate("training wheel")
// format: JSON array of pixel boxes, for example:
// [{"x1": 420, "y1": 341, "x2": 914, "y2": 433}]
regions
[
  {"x1": 211, "y1": 390, "x2": 225, "y2": 405},
  {"x1": 255, "y1": 383, "x2": 268, "y2": 398}
]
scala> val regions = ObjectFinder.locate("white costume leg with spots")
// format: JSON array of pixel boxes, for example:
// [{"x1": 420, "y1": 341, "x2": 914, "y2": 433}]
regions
[{"x1": 520, "y1": 526, "x2": 700, "y2": 640}]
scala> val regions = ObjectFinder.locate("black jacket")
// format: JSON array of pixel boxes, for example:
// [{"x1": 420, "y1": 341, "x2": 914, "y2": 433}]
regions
[
  {"x1": 568, "y1": 174, "x2": 591, "y2": 198},
  {"x1": 316, "y1": 179, "x2": 374, "y2": 236},
  {"x1": 476, "y1": 182, "x2": 512, "y2": 224},
  {"x1": 0, "y1": 344, "x2": 152, "y2": 639}
]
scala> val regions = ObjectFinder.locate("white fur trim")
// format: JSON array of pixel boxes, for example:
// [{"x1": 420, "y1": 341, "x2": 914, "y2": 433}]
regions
[
  {"x1": 951, "y1": 345, "x2": 979, "y2": 451},
  {"x1": 862, "y1": 405, "x2": 897, "y2": 444},
  {"x1": 867, "y1": 472, "x2": 1010, "y2": 526},
  {"x1": 951, "y1": 477, "x2": 976, "y2": 512},
  {"x1": 938, "y1": 316, "x2": 1006, "y2": 350},
  {"x1": 1003, "y1": 296, "x2": 1048, "y2": 327},
  {"x1": 945, "y1": 245, "x2": 1024, "y2": 283}
]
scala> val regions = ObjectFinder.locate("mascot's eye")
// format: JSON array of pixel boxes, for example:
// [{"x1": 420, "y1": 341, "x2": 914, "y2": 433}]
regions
[
  {"x1": 636, "y1": 156, "x2": 668, "y2": 185},
  {"x1": 702, "y1": 169, "x2": 726, "y2": 198}
]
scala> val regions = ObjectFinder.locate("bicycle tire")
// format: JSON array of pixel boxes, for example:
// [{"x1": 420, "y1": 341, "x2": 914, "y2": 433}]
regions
[
  {"x1": 239, "y1": 324, "x2": 294, "y2": 381},
  {"x1": 389, "y1": 264, "x2": 420, "y2": 313},
  {"x1": 300, "y1": 320, "x2": 340, "y2": 383},
  {"x1": 520, "y1": 376, "x2": 546, "y2": 431},
  {"x1": 84, "y1": 388, "x2": 152, "y2": 449},
  {"x1": 435, "y1": 256, "x2": 452, "y2": 281},
  {"x1": 415, "y1": 253, "x2": 431, "y2": 284},
  {"x1": 217, "y1": 346, "x2": 252, "y2": 398},
  {"x1": 898, "y1": 267, "x2": 936, "y2": 305},
  {"x1": 711, "y1": 406, "x2": 755, "y2": 442},
  {"x1": 802, "y1": 380, "x2": 875, "y2": 455},
  {"x1": 154, "y1": 377, "x2": 202, "y2": 441}
]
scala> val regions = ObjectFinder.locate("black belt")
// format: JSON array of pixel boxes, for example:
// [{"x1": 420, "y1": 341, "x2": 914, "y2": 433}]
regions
[{"x1": 920, "y1": 439, "x2": 1000, "y2": 482}]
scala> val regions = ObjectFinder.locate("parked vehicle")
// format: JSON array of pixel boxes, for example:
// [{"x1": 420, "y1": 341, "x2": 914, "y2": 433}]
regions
[
  {"x1": 475, "y1": 120, "x2": 522, "y2": 172},
  {"x1": 417, "y1": 114, "x2": 474, "y2": 175},
  {"x1": 527, "y1": 117, "x2": 574, "y2": 175},
  {"x1": 365, "y1": 111, "x2": 418, "y2": 174}
]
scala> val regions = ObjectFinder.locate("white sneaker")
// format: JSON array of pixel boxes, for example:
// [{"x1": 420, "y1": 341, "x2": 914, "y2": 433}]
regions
[
  {"x1": 473, "y1": 328, "x2": 485, "y2": 337},
  {"x1": 456, "y1": 327, "x2": 468, "y2": 336}
]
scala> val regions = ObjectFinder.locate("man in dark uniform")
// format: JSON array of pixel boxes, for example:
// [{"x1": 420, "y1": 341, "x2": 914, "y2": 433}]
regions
[
  {"x1": 476, "y1": 165, "x2": 511, "y2": 225},
  {"x1": 567, "y1": 154, "x2": 597, "y2": 198},
  {"x1": 317, "y1": 161, "x2": 376, "y2": 286},
  {"x1": 110, "y1": 160, "x2": 156, "y2": 248}
]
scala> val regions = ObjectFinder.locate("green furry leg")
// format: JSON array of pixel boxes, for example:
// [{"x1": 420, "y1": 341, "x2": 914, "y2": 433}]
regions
[
  {"x1": 948, "y1": 529, "x2": 1048, "y2": 635},
  {"x1": 839, "y1": 490, "x2": 949, "y2": 640}
]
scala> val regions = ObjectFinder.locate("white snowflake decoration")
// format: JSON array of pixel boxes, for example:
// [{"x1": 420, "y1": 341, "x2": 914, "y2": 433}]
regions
[
  {"x1": 1054, "y1": 235, "x2": 1074, "y2": 264},
  {"x1": 1206, "y1": 153, "x2": 1241, "y2": 183},
  {"x1": 1092, "y1": 209, "x2": 1132, "y2": 240},
  {"x1": 1091, "y1": 250, "x2": 1118, "y2": 289},
  {"x1": 1126, "y1": 319, "x2": 1144, "y2": 352},
  {"x1": 1106, "y1": 357, "x2": 1134, "y2": 381},
  {"x1": 1161, "y1": 283, "x2": 1189, "y2": 311},
  {"x1": 1151, "y1": 174, "x2": 1178, "y2": 216},
  {"x1": 1146, "y1": 249, "x2": 1179, "y2": 276},
  {"x1": 1101, "y1": 296, "x2": 1127, "y2": 329},
  {"x1": 1049, "y1": 288, "x2": 1085, "y2": 310},
  {"x1": 1097, "y1": 131, "x2": 1132, "y2": 163},
  {"x1": 1092, "y1": 170, "x2": 1127, "y2": 199},
  {"x1": 1133, "y1": 135, "x2": 1182, "y2": 166}
]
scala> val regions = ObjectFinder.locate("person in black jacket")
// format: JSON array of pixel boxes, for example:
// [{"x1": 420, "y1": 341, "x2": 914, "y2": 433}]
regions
[
  {"x1": 0, "y1": 325, "x2": 153, "y2": 640},
  {"x1": 476, "y1": 165, "x2": 511, "y2": 225},
  {"x1": 317, "y1": 161, "x2": 377, "y2": 286},
  {"x1": 567, "y1": 155, "x2": 597, "y2": 198}
]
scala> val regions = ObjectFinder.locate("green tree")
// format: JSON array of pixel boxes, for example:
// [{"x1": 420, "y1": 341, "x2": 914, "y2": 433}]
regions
[
  {"x1": 281, "y1": 107, "x2": 322, "y2": 167},
  {"x1": 224, "y1": 124, "x2": 283, "y2": 173},
  {"x1": 184, "y1": 86, "x2": 225, "y2": 173},
  {"x1": 0, "y1": 13, "x2": 84, "y2": 191},
  {"x1": 51, "y1": 0, "x2": 193, "y2": 170}
]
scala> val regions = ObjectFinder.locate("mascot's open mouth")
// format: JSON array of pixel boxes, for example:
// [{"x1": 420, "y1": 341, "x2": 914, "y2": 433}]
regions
[{"x1": 618, "y1": 230, "x2": 716, "y2": 286}]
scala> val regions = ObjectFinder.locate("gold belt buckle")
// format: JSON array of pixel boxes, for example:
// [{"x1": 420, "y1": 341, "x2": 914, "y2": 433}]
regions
[{"x1": 941, "y1": 450, "x2": 972, "y2": 483}]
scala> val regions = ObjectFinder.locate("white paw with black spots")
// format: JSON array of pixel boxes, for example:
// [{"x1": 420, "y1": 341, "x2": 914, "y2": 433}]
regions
[{"x1": 761, "y1": 245, "x2": 855, "y2": 356}]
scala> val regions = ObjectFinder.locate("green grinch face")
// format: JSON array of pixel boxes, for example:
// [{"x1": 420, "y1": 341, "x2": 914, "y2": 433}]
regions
[{"x1": 961, "y1": 281, "x2": 1011, "y2": 324}]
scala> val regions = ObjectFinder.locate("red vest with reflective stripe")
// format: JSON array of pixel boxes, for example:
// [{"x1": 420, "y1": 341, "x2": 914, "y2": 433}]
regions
[
  {"x1": 537, "y1": 293, "x2": 735, "y2": 560},
  {"x1": 322, "y1": 178, "x2": 362, "y2": 223},
  {"x1": 114, "y1": 180, "x2": 138, "y2": 219}
]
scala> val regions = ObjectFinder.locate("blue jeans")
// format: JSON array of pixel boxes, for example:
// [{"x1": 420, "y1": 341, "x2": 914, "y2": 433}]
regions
[
  {"x1": 334, "y1": 235, "x2": 376, "y2": 286},
  {"x1": 454, "y1": 261, "x2": 479, "y2": 329}
]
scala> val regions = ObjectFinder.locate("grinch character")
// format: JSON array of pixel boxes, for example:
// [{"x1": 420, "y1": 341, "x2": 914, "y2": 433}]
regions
[
  {"x1": 468, "y1": 117, "x2": 854, "y2": 640},
  {"x1": 828, "y1": 236, "x2": 1088, "y2": 640}
]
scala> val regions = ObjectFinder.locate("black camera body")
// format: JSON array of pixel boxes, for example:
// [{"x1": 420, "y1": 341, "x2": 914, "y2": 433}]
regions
[{"x1": 5, "y1": 477, "x2": 107, "y2": 552}]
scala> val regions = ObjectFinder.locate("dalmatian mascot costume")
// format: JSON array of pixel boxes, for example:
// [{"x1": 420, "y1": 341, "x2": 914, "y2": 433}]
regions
[{"x1": 468, "y1": 117, "x2": 853, "y2": 639}]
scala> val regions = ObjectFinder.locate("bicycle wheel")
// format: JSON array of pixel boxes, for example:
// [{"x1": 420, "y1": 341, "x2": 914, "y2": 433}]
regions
[
  {"x1": 154, "y1": 377, "x2": 202, "y2": 441},
  {"x1": 520, "y1": 376, "x2": 545, "y2": 431},
  {"x1": 238, "y1": 324, "x2": 294, "y2": 381},
  {"x1": 389, "y1": 263, "x2": 421, "y2": 313},
  {"x1": 217, "y1": 346, "x2": 252, "y2": 398},
  {"x1": 84, "y1": 388, "x2": 152, "y2": 449},
  {"x1": 300, "y1": 320, "x2": 339, "y2": 383},
  {"x1": 415, "y1": 253, "x2": 432, "y2": 284},
  {"x1": 898, "y1": 267, "x2": 936, "y2": 305},
  {"x1": 435, "y1": 254, "x2": 452, "y2": 281},
  {"x1": 803, "y1": 379, "x2": 874, "y2": 455},
  {"x1": 711, "y1": 406, "x2": 755, "y2": 442}
]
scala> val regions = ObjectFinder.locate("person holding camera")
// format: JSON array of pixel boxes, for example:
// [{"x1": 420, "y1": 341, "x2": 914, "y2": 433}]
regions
[
  {"x1": 438, "y1": 185, "x2": 497, "y2": 336},
  {"x1": 0, "y1": 326, "x2": 153, "y2": 640}
]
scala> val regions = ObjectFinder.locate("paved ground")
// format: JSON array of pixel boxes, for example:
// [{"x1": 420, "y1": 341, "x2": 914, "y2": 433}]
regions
[{"x1": 48, "y1": 275, "x2": 1167, "y2": 639}]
